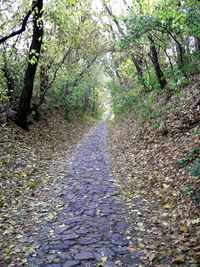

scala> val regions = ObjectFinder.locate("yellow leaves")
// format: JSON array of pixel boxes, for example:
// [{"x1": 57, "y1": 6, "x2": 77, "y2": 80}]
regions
[
  {"x1": 52, "y1": 258, "x2": 61, "y2": 263},
  {"x1": 114, "y1": 260, "x2": 122, "y2": 265},
  {"x1": 159, "y1": 197, "x2": 169, "y2": 205},
  {"x1": 135, "y1": 222, "x2": 146, "y2": 232},
  {"x1": 172, "y1": 254, "x2": 185, "y2": 264},
  {"x1": 28, "y1": 179, "x2": 38, "y2": 189},
  {"x1": 164, "y1": 204, "x2": 173, "y2": 209},
  {"x1": 21, "y1": 246, "x2": 35, "y2": 254},
  {"x1": 187, "y1": 218, "x2": 200, "y2": 226},
  {"x1": 178, "y1": 224, "x2": 188, "y2": 233},
  {"x1": 45, "y1": 212, "x2": 57, "y2": 221},
  {"x1": 138, "y1": 242, "x2": 145, "y2": 248},
  {"x1": 149, "y1": 178, "x2": 157, "y2": 185},
  {"x1": 48, "y1": 229, "x2": 56, "y2": 237}
]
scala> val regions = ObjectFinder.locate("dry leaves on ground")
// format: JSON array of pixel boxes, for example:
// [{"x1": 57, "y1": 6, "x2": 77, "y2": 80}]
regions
[
  {"x1": 107, "y1": 84, "x2": 200, "y2": 267},
  {"x1": 0, "y1": 110, "x2": 94, "y2": 265}
]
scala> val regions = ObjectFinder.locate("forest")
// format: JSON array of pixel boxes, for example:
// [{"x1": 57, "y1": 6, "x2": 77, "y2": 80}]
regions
[{"x1": 0, "y1": 0, "x2": 200, "y2": 266}]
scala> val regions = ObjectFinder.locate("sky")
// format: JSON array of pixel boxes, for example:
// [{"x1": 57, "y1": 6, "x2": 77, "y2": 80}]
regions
[{"x1": 91, "y1": 0, "x2": 132, "y2": 15}]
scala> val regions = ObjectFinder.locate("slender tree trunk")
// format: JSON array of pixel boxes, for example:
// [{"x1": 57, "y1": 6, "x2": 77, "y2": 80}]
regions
[
  {"x1": 2, "y1": 67, "x2": 15, "y2": 97},
  {"x1": 40, "y1": 64, "x2": 48, "y2": 103},
  {"x1": 160, "y1": 45, "x2": 176, "y2": 82},
  {"x1": 111, "y1": 52, "x2": 123, "y2": 84},
  {"x1": 195, "y1": 37, "x2": 200, "y2": 52},
  {"x1": 185, "y1": 37, "x2": 191, "y2": 55},
  {"x1": 131, "y1": 54, "x2": 146, "y2": 88},
  {"x1": 149, "y1": 37, "x2": 167, "y2": 89},
  {"x1": 176, "y1": 43, "x2": 183, "y2": 66},
  {"x1": 2, "y1": 52, "x2": 15, "y2": 97},
  {"x1": 15, "y1": 0, "x2": 43, "y2": 130},
  {"x1": 144, "y1": 59, "x2": 152, "y2": 88},
  {"x1": 163, "y1": 28, "x2": 184, "y2": 67},
  {"x1": 103, "y1": 1, "x2": 146, "y2": 88}
]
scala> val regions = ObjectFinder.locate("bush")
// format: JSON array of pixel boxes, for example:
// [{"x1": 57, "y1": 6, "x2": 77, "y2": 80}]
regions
[{"x1": 64, "y1": 107, "x2": 73, "y2": 122}]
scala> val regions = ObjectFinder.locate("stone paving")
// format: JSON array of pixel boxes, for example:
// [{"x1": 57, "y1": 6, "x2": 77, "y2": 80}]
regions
[{"x1": 23, "y1": 122, "x2": 144, "y2": 267}]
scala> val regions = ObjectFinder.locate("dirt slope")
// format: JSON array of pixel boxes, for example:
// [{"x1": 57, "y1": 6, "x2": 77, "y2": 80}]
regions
[{"x1": 107, "y1": 80, "x2": 200, "y2": 266}]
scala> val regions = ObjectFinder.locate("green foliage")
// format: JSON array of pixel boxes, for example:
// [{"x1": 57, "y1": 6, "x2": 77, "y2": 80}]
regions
[
  {"x1": 177, "y1": 159, "x2": 187, "y2": 168},
  {"x1": 187, "y1": 147, "x2": 200, "y2": 161},
  {"x1": 190, "y1": 159, "x2": 200, "y2": 178},
  {"x1": 182, "y1": 185, "x2": 200, "y2": 204},
  {"x1": 64, "y1": 107, "x2": 73, "y2": 122},
  {"x1": 108, "y1": 80, "x2": 165, "y2": 123},
  {"x1": 176, "y1": 147, "x2": 200, "y2": 169},
  {"x1": 0, "y1": 0, "x2": 108, "y2": 125},
  {"x1": 0, "y1": 87, "x2": 9, "y2": 102},
  {"x1": 114, "y1": 0, "x2": 200, "y2": 102}
]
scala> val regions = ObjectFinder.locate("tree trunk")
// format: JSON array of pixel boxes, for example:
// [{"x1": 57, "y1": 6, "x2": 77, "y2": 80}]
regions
[
  {"x1": 103, "y1": 2, "x2": 146, "y2": 88},
  {"x1": 176, "y1": 43, "x2": 183, "y2": 66},
  {"x1": 149, "y1": 37, "x2": 167, "y2": 90},
  {"x1": 2, "y1": 52, "x2": 15, "y2": 97},
  {"x1": 131, "y1": 54, "x2": 146, "y2": 88},
  {"x1": 195, "y1": 37, "x2": 200, "y2": 51},
  {"x1": 15, "y1": 0, "x2": 43, "y2": 130},
  {"x1": 2, "y1": 66, "x2": 15, "y2": 97},
  {"x1": 40, "y1": 64, "x2": 48, "y2": 103},
  {"x1": 184, "y1": 37, "x2": 191, "y2": 55}
]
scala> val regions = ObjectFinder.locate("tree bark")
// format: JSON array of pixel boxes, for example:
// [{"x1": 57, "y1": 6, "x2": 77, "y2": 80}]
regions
[
  {"x1": 195, "y1": 37, "x2": 200, "y2": 51},
  {"x1": 131, "y1": 54, "x2": 146, "y2": 88},
  {"x1": 160, "y1": 27, "x2": 184, "y2": 67},
  {"x1": 103, "y1": 2, "x2": 124, "y2": 36},
  {"x1": 1, "y1": 50, "x2": 15, "y2": 97},
  {"x1": 15, "y1": 0, "x2": 43, "y2": 130},
  {"x1": 149, "y1": 37, "x2": 167, "y2": 90},
  {"x1": 2, "y1": 67, "x2": 15, "y2": 97},
  {"x1": 40, "y1": 64, "x2": 48, "y2": 103}
]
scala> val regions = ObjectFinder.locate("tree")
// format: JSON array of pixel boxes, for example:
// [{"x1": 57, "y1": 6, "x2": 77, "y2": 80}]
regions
[
  {"x1": 0, "y1": 0, "x2": 42, "y2": 44},
  {"x1": 14, "y1": 0, "x2": 44, "y2": 129},
  {"x1": 148, "y1": 36, "x2": 167, "y2": 89},
  {"x1": 102, "y1": 0, "x2": 146, "y2": 88}
]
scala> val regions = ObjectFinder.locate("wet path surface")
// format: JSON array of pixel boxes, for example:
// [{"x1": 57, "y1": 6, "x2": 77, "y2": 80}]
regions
[{"x1": 24, "y1": 122, "x2": 143, "y2": 267}]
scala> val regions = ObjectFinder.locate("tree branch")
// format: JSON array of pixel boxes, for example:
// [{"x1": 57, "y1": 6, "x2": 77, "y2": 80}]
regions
[
  {"x1": 0, "y1": 0, "x2": 41, "y2": 44},
  {"x1": 38, "y1": 48, "x2": 73, "y2": 107}
]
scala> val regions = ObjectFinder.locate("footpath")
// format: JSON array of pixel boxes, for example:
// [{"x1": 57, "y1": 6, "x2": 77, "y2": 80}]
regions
[{"x1": 21, "y1": 122, "x2": 144, "y2": 267}]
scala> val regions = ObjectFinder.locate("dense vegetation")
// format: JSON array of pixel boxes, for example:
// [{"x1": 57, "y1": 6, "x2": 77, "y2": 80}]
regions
[
  {"x1": 104, "y1": 0, "x2": 200, "y2": 119},
  {"x1": 0, "y1": 0, "x2": 109, "y2": 129},
  {"x1": 0, "y1": 0, "x2": 199, "y2": 127}
]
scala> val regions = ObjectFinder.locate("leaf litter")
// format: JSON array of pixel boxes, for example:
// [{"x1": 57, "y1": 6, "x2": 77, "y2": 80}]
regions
[
  {"x1": 0, "y1": 110, "x2": 94, "y2": 266},
  {"x1": 107, "y1": 83, "x2": 200, "y2": 266}
]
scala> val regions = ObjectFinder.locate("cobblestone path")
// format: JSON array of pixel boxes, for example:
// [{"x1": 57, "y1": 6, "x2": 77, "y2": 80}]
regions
[{"x1": 24, "y1": 122, "x2": 143, "y2": 267}]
